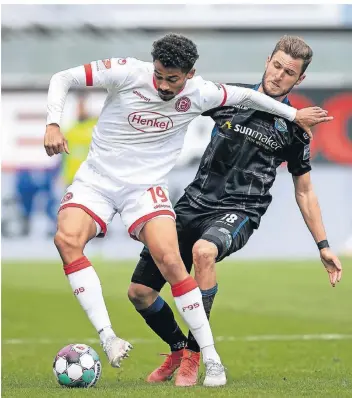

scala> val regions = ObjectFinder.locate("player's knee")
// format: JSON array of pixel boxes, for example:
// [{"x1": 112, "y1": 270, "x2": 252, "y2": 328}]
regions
[
  {"x1": 192, "y1": 240, "x2": 217, "y2": 272},
  {"x1": 54, "y1": 229, "x2": 84, "y2": 255},
  {"x1": 127, "y1": 283, "x2": 156, "y2": 308}
]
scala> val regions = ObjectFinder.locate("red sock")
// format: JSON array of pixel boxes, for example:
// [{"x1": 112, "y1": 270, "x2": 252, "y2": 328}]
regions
[
  {"x1": 64, "y1": 256, "x2": 91, "y2": 275},
  {"x1": 171, "y1": 276, "x2": 198, "y2": 297}
]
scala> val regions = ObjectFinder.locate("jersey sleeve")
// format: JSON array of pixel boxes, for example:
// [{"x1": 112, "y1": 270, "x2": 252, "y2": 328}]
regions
[
  {"x1": 46, "y1": 57, "x2": 132, "y2": 126},
  {"x1": 81, "y1": 58, "x2": 131, "y2": 88},
  {"x1": 199, "y1": 81, "x2": 229, "y2": 112},
  {"x1": 200, "y1": 82, "x2": 297, "y2": 122},
  {"x1": 285, "y1": 128, "x2": 312, "y2": 176}
]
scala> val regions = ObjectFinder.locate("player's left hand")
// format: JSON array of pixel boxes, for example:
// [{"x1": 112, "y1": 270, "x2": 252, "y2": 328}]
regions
[
  {"x1": 294, "y1": 107, "x2": 333, "y2": 140},
  {"x1": 320, "y1": 248, "x2": 342, "y2": 287}
]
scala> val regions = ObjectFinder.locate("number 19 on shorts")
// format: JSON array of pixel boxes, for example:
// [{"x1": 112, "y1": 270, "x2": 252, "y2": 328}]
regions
[{"x1": 148, "y1": 187, "x2": 168, "y2": 204}]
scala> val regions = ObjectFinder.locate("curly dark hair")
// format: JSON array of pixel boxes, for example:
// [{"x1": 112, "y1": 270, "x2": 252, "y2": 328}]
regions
[{"x1": 151, "y1": 33, "x2": 199, "y2": 73}]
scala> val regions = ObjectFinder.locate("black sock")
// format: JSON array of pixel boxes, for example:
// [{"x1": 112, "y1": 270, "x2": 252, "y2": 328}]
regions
[
  {"x1": 138, "y1": 296, "x2": 187, "y2": 352},
  {"x1": 186, "y1": 284, "x2": 218, "y2": 353}
]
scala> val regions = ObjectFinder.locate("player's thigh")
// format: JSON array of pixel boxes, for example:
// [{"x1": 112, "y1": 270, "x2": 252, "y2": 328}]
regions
[
  {"x1": 139, "y1": 216, "x2": 180, "y2": 263},
  {"x1": 200, "y1": 212, "x2": 254, "y2": 262},
  {"x1": 57, "y1": 207, "x2": 97, "y2": 244},
  {"x1": 58, "y1": 179, "x2": 116, "y2": 240},
  {"x1": 121, "y1": 185, "x2": 191, "y2": 279}
]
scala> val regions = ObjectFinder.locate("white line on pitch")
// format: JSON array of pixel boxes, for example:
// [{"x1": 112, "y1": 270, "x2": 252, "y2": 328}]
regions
[{"x1": 3, "y1": 334, "x2": 352, "y2": 345}]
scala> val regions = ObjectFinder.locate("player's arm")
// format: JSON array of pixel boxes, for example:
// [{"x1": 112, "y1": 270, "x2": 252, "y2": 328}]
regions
[
  {"x1": 200, "y1": 82, "x2": 332, "y2": 139},
  {"x1": 44, "y1": 58, "x2": 130, "y2": 156},
  {"x1": 294, "y1": 171, "x2": 327, "y2": 244},
  {"x1": 292, "y1": 170, "x2": 342, "y2": 287},
  {"x1": 225, "y1": 84, "x2": 335, "y2": 138}
]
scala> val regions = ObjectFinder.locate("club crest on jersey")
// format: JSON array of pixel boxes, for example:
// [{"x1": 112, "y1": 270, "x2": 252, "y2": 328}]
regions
[
  {"x1": 102, "y1": 59, "x2": 111, "y2": 69},
  {"x1": 274, "y1": 117, "x2": 288, "y2": 133},
  {"x1": 175, "y1": 97, "x2": 191, "y2": 112},
  {"x1": 118, "y1": 58, "x2": 127, "y2": 65},
  {"x1": 61, "y1": 192, "x2": 73, "y2": 204}
]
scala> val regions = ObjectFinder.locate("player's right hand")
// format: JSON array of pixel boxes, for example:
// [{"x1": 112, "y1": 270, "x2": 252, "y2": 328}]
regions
[
  {"x1": 44, "y1": 123, "x2": 70, "y2": 156},
  {"x1": 294, "y1": 107, "x2": 333, "y2": 140},
  {"x1": 320, "y1": 248, "x2": 342, "y2": 287}
]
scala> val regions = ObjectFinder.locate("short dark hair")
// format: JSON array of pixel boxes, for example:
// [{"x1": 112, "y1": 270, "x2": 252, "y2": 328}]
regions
[
  {"x1": 271, "y1": 35, "x2": 313, "y2": 75},
  {"x1": 151, "y1": 33, "x2": 199, "y2": 73}
]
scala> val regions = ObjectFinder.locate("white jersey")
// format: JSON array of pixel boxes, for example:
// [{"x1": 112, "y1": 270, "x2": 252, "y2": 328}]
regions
[{"x1": 47, "y1": 57, "x2": 297, "y2": 186}]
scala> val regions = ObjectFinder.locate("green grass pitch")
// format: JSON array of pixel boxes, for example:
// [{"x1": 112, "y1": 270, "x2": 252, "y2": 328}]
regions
[{"x1": 2, "y1": 257, "x2": 352, "y2": 397}]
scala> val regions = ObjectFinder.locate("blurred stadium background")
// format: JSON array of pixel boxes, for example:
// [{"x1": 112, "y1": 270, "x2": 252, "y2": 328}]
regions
[
  {"x1": 2, "y1": 5, "x2": 352, "y2": 396},
  {"x1": 2, "y1": 4, "x2": 352, "y2": 260}
]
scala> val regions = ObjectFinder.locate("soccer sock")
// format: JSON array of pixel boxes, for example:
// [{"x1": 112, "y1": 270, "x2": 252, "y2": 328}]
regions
[
  {"x1": 64, "y1": 256, "x2": 115, "y2": 344},
  {"x1": 186, "y1": 284, "x2": 218, "y2": 353},
  {"x1": 171, "y1": 276, "x2": 220, "y2": 363},
  {"x1": 137, "y1": 296, "x2": 187, "y2": 352}
]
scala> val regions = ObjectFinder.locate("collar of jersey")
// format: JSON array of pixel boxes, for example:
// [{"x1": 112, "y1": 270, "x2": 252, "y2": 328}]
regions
[{"x1": 253, "y1": 83, "x2": 289, "y2": 105}]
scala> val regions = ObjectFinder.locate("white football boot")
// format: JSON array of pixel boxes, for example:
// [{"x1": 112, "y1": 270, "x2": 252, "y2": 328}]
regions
[
  {"x1": 203, "y1": 359, "x2": 227, "y2": 387},
  {"x1": 102, "y1": 336, "x2": 133, "y2": 368}
]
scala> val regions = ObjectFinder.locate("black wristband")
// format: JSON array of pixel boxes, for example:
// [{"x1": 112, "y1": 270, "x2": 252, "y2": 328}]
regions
[{"x1": 317, "y1": 240, "x2": 329, "y2": 250}]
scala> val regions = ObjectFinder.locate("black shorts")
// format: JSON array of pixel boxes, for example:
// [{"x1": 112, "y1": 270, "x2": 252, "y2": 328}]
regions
[{"x1": 131, "y1": 194, "x2": 254, "y2": 292}]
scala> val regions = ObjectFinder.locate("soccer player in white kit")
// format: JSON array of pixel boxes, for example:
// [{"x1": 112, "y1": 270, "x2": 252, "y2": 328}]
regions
[{"x1": 44, "y1": 34, "x2": 332, "y2": 386}]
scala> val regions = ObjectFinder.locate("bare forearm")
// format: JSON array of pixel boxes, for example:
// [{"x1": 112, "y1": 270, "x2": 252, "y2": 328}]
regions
[{"x1": 296, "y1": 190, "x2": 327, "y2": 243}]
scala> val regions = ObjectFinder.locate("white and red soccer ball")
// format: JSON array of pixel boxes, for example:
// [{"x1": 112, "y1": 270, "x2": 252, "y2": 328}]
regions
[{"x1": 53, "y1": 343, "x2": 102, "y2": 388}]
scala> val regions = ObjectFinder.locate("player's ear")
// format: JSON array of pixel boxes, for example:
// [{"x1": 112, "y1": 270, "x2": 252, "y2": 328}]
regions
[
  {"x1": 265, "y1": 55, "x2": 271, "y2": 69},
  {"x1": 187, "y1": 68, "x2": 195, "y2": 80},
  {"x1": 295, "y1": 73, "x2": 306, "y2": 86}
]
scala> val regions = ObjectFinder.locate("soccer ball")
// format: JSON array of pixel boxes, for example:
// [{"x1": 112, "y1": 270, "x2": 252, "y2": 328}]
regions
[{"x1": 53, "y1": 343, "x2": 102, "y2": 388}]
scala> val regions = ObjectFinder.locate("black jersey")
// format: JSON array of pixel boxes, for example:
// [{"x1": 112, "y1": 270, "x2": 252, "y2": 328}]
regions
[{"x1": 184, "y1": 83, "x2": 311, "y2": 228}]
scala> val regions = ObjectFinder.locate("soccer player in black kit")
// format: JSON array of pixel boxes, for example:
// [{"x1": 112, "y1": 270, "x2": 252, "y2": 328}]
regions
[{"x1": 127, "y1": 36, "x2": 343, "y2": 387}]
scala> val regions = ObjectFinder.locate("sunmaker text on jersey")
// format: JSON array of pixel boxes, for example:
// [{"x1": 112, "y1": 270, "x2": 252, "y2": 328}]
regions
[{"x1": 233, "y1": 123, "x2": 282, "y2": 151}]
